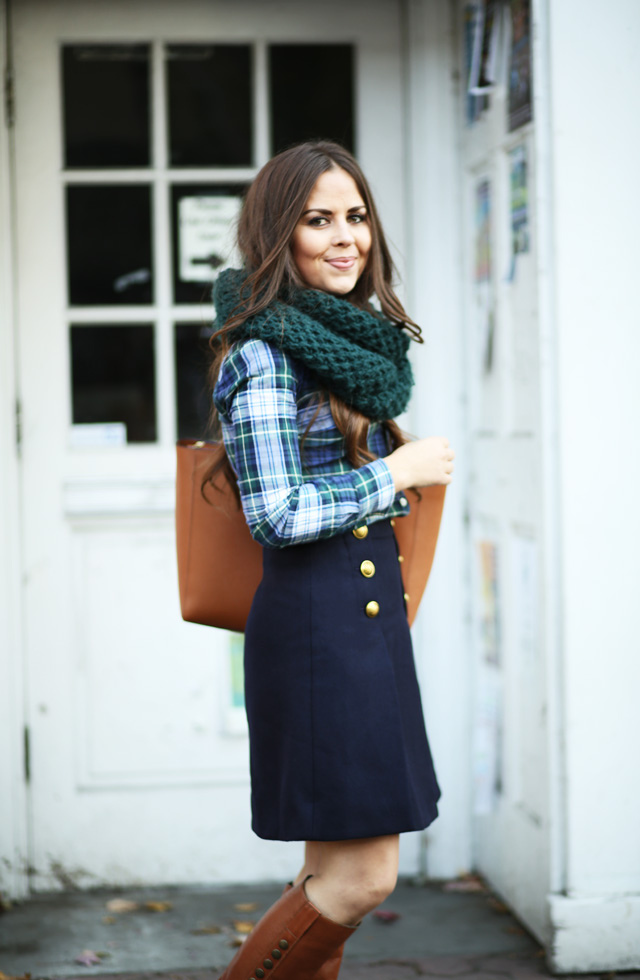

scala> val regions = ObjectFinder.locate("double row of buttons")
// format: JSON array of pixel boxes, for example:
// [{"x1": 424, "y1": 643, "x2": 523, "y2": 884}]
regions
[{"x1": 352, "y1": 521, "x2": 410, "y2": 617}]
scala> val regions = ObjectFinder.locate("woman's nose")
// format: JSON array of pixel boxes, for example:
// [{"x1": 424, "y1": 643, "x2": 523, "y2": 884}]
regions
[{"x1": 332, "y1": 220, "x2": 355, "y2": 246}]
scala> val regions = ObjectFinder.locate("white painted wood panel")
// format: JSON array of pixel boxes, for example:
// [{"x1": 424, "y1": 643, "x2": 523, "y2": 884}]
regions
[{"x1": 453, "y1": 0, "x2": 551, "y2": 945}]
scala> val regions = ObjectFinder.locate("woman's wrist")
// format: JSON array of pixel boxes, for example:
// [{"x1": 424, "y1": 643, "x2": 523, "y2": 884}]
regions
[{"x1": 382, "y1": 450, "x2": 413, "y2": 494}]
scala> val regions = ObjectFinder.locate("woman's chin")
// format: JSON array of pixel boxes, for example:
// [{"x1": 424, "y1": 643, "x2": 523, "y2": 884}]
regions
[{"x1": 322, "y1": 275, "x2": 359, "y2": 295}]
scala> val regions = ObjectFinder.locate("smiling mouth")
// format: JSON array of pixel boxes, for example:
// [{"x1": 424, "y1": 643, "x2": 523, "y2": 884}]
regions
[{"x1": 326, "y1": 257, "x2": 357, "y2": 270}]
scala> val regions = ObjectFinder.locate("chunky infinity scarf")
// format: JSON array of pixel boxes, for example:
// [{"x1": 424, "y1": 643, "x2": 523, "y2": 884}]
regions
[{"x1": 213, "y1": 269, "x2": 414, "y2": 421}]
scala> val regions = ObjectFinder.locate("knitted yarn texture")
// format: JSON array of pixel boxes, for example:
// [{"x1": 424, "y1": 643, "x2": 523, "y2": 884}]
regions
[{"x1": 213, "y1": 268, "x2": 414, "y2": 421}]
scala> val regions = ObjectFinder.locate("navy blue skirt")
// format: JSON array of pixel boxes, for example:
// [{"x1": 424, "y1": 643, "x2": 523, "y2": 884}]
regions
[{"x1": 243, "y1": 518, "x2": 441, "y2": 841}]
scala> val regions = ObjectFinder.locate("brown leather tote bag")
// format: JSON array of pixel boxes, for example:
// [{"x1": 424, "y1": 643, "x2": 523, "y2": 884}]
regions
[{"x1": 176, "y1": 439, "x2": 446, "y2": 633}]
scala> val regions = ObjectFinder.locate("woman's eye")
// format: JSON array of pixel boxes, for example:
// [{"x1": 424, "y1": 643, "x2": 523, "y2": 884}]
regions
[
  {"x1": 307, "y1": 216, "x2": 328, "y2": 227},
  {"x1": 349, "y1": 213, "x2": 367, "y2": 223}
]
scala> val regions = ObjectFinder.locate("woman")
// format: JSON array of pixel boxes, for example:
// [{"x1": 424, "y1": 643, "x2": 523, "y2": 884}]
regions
[{"x1": 207, "y1": 140, "x2": 455, "y2": 978}]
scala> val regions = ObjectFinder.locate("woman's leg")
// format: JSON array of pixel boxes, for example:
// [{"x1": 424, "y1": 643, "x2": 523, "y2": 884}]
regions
[
  {"x1": 304, "y1": 835, "x2": 400, "y2": 927},
  {"x1": 291, "y1": 840, "x2": 323, "y2": 886},
  {"x1": 217, "y1": 836, "x2": 398, "y2": 978}
]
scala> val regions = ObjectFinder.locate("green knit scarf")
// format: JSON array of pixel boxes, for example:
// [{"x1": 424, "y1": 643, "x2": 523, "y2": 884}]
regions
[{"x1": 213, "y1": 268, "x2": 414, "y2": 421}]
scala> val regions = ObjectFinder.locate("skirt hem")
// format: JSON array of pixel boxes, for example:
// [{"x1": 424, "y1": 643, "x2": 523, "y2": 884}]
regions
[{"x1": 251, "y1": 802, "x2": 440, "y2": 843}]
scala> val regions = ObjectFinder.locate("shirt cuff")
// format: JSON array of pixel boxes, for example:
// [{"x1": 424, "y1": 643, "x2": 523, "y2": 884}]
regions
[{"x1": 352, "y1": 457, "x2": 398, "y2": 519}]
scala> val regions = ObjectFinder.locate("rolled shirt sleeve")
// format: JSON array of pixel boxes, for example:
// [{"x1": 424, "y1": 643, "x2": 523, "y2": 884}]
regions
[{"x1": 214, "y1": 339, "x2": 398, "y2": 548}]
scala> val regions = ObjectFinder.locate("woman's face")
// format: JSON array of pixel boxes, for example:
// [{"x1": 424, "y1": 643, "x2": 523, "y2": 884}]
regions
[{"x1": 291, "y1": 167, "x2": 372, "y2": 295}]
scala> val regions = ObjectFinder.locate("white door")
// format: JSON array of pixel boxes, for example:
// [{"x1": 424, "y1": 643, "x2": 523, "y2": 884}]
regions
[{"x1": 13, "y1": 0, "x2": 406, "y2": 888}]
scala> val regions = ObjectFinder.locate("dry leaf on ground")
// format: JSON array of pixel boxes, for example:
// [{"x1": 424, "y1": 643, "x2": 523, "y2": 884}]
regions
[
  {"x1": 372, "y1": 909, "x2": 400, "y2": 923},
  {"x1": 190, "y1": 924, "x2": 222, "y2": 935},
  {"x1": 442, "y1": 873, "x2": 486, "y2": 893},
  {"x1": 487, "y1": 896, "x2": 509, "y2": 914},
  {"x1": 106, "y1": 898, "x2": 139, "y2": 913},
  {"x1": 232, "y1": 919, "x2": 255, "y2": 933},
  {"x1": 74, "y1": 950, "x2": 110, "y2": 966},
  {"x1": 234, "y1": 902, "x2": 259, "y2": 912},
  {"x1": 0, "y1": 973, "x2": 31, "y2": 980},
  {"x1": 145, "y1": 900, "x2": 173, "y2": 913}
]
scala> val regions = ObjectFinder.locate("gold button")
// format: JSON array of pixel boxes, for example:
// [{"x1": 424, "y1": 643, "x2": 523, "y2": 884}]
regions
[
  {"x1": 397, "y1": 555, "x2": 404, "y2": 563},
  {"x1": 404, "y1": 593, "x2": 410, "y2": 602},
  {"x1": 352, "y1": 525, "x2": 369, "y2": 539},
  {"x1": 360, "y1": 559, "x2": 375, "y2": 578},
  {"x1": 365, "y1": 600, "x2": 380, "y2": 618},
  {"x1": 390, "y1": 519, "x2": 396, "y2": 526}
]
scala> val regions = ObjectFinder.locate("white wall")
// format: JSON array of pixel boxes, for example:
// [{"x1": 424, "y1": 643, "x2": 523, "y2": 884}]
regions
[
  {"x1": 403, "y1": 0, "x2": 472, "y2": 880},
  {"x1": 546, "y1": 0, "x2": 640, "y2": 970},
  {"x1": 0, "y1": 0, "x2": 29, "y2": 900}
]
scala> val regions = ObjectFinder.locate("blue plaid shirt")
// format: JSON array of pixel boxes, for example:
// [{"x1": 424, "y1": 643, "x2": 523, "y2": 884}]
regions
[{"x1": 214, "y1": 338, "x2": 409, "y2": 548}]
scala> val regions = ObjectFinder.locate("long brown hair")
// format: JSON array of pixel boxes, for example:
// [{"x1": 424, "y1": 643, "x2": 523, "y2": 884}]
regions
[{"x1": 204, "y1": 140, "x2": 421, "y2": 496}]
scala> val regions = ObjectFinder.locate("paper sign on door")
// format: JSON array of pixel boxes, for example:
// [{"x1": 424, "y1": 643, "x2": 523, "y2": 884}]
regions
[{"x1": 179, "y1": 195, "x2": 241, "y2": 283}]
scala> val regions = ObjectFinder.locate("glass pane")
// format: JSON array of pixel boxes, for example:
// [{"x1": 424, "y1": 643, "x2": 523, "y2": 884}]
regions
[
  {"x1": 170, "y1": 184, "x2": 245, "y2": 304},
  {"x1": 67, "y1": 185, "x2": 153, "y2": 305},
  {"x1": 166, "y1": 45, "x2": 252, "y2": 166},
  {"x1": 70, "y1": 325, "x2": 156, "y2": 443},
  {"x1": 62, "y1": 45, "x2": 150, "y2": 168},
  {"x1": 269, "y1": 45, "x2": 354, "y2": 153},
  {"x1": 174, "y1": 322, "x2": 214, "y2": 440}
]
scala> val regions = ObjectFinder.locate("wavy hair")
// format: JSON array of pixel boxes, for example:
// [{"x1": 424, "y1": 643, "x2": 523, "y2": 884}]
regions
[{"x1": 204, "y1": 140, "x2": 421, "y2": 497}]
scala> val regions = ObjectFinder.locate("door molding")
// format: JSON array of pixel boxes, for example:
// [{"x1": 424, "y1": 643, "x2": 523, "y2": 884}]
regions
[{"x1": 0, "y1": 0, "x2": 30, "y2": 900}]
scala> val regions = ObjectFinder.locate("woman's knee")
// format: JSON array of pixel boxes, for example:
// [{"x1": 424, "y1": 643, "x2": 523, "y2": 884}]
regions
[
  {"x1": 328, "y1": 851, "x2": 399, "y2": 917},
  {"x1": 345, "y1": 865, "x2": 397, "y2": 911}
]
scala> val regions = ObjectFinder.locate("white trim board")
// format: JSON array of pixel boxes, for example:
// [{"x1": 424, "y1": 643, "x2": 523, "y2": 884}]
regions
[
  {"x1": 0, "y1": 0, "x2": 29, "y2": 900},
  {"x1": 548, "y1": 894, "x2": 640, "y2": 973}
]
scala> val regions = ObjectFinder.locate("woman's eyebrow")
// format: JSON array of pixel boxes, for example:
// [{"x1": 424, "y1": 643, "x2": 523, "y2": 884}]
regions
[{"x1": 302, "y1": 205, "x2": 367, "y2": 216}]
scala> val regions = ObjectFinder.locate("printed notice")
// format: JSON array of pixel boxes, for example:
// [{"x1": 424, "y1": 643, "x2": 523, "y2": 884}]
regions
[
  {"x1": 179, "y1": 195, "x2": 241, "y2": 283},
  {"x1": 70, "y1": 422, "x2": 127, "y2": 448}
]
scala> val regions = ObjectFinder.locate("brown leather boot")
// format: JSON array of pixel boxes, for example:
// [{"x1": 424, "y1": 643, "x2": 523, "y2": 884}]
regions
[
  {"x1": 282, "y1": 883, "x2": 345, "y2": 979},
  {"x1": 217, "y1": 879, "x2": 356, "y2": 979}
]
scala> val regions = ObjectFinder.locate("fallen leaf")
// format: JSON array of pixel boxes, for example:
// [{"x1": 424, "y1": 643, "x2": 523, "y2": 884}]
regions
[
  {"x1": 190, "y1": 924, "x2": 222, "y2": 935},
  {"x1": 0, "y1": 973, "x2": 31, "y2": 980},
  {"x1": 487, "y1": 897, "x2": 509, "y2": 914},
  {"x1": 372, "y1": 909, "x2": 400, "y2": 923},
  {"x1": 234, "y1": 902, "x2": 259, "y2": 912},
  {"x1": 74, "y1": 950, "x2": 102, "y2": 966},
  {"x1": 442, "y1": 873, "x2": 486, "y2": 893},
  {"x1": 106, "y1": 898, "x2": 139, "y2": 913},
  {"x1": 145, "y1": 900, "x2": 173, "y2": 913},
  {"x1": 232, "y1": 919, "x2": 255, "y2": 934}
]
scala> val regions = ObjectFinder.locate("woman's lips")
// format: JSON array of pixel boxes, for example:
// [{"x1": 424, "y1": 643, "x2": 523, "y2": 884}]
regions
[{"x1": 326, "y1": 257, "x2": 357, "y2": 270}]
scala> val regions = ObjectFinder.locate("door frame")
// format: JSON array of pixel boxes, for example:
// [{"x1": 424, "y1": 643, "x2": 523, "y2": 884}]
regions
[
  {"x1": 10, "y1": 0, "x2": 424, "y2": 891},
  {"x1": 0, "y1": 0, "x2": 29, "y2": 901}
]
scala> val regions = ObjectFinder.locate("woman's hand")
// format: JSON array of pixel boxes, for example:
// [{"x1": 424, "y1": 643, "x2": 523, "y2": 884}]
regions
[{"x1": 384, "y1": 437, "x2": 455, "y2": 492}]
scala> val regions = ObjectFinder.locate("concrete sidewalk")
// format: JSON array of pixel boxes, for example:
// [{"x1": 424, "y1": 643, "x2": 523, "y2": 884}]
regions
[{"x1": 0, "y1": 877, "x2": 636, "y2": 980}]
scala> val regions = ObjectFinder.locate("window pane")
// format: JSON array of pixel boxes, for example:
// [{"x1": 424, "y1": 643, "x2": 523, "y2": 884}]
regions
[
  {"x1": 170, "y1": 184, "x2": 244, "y2": 304},
  {"x1": 174, "y1": 322, "x2": 214, "y2": 440},
  {"x1": 66, "y1": 185, "x2": 153, "y2": 305},
  {"x1": 166, "y1": 45, "x2": 252, "y2": 166},
  {"x1": 70, "y1": 325, "x2": 156, "y2": 443},
  {"x1": 269, "y1": 45, "x2": 354, "y2": 153},
  {"x1": 62, "y1": 45, "x2": 150, "y2": 168}
]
